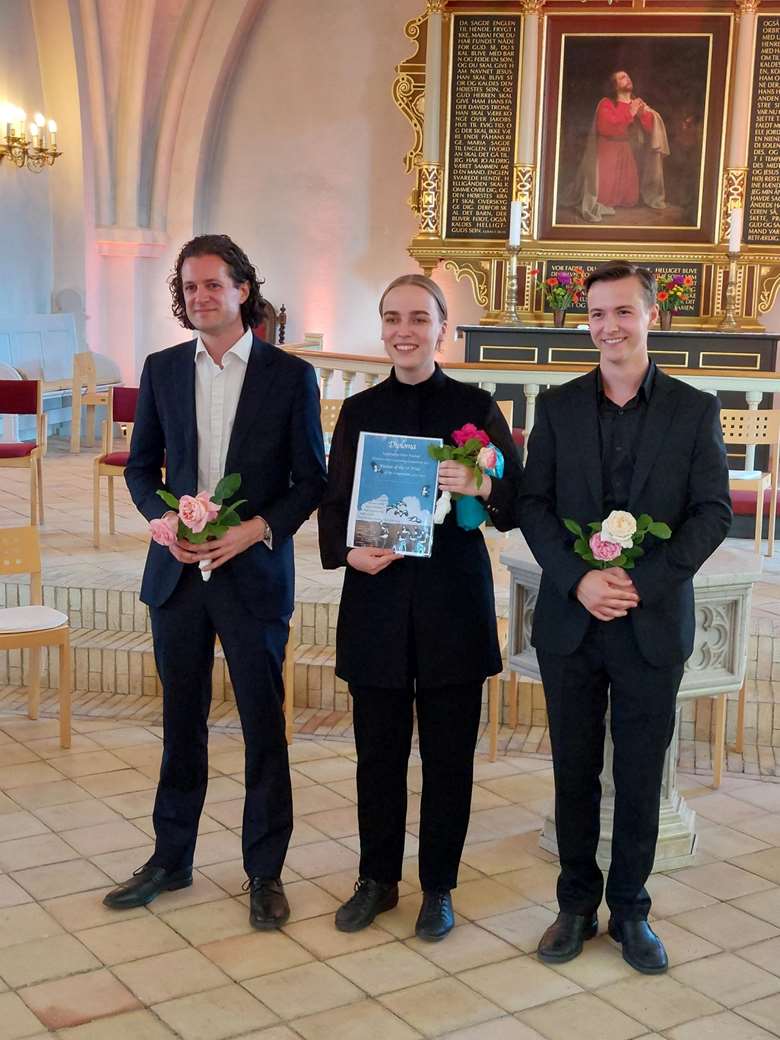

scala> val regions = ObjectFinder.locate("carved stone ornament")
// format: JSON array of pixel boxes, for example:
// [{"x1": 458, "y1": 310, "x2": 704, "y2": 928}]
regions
[
  {"x1": 689, "y1": 602, "x2": 735, "y2": 675},
  {"x1": 720, "y1": 168, "x2": 747, "y2": 243}
]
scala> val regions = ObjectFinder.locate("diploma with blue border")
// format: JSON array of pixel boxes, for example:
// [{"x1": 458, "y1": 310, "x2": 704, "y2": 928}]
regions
[{"x1": 347, "y1": 432, "x2": 442, "y2": 557}]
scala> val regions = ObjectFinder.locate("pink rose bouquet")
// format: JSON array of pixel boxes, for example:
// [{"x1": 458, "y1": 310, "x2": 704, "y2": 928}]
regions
[
  {"x1": 150, "y1": 473, "x2": 246, "y2": 581},
  {"x1": 564, "y1": 510, "x2": 672, "y2": 570},
  {"x1": 429, "y1": 423, "x2": 504, "y2": 529}
]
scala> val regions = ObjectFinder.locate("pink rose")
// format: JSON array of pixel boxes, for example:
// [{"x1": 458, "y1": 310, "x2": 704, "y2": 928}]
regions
[
  {"x1": 178, "y1": 494, "x2": 209, "y2": 533},
  {"x1": 149, "y1": 513, "x2": 178, "y2": 546},
  {"x1": 452, "y1": 423, "x2": 490, "y2": 447},
  {"x1": 589, "y1": 531, "x2": 622, "y2": 562},
  {"x1": 477, "y1": 445, "x2": 497, "y2": 470},
  {"x1": 195, "y1": 491, "x2": 220, "y2": 522}
]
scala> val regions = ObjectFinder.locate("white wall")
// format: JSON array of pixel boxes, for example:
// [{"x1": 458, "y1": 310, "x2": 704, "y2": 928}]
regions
[
  {"x1": 201, "y1": 0, "x2": 481, "y2": 362},
  {"x1": 0, "y1": 0, "x2": 53, "y2": 317}
]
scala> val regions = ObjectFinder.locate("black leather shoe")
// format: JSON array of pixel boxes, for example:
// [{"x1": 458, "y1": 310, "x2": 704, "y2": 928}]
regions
[
  {"x1": 103, "y1": 863, "x2": 192, "y2": 909},
  {"x1": 335, "y1": 878, "x2": 399, "y2": 932},
  {"x1": 248, "y1": 877, "x2": 290, "y2": 930},
  {"x1": 415, "y1": 889, "x2": 454, "y2": 942},
  {"x1": 609, "y1": 918, "x2": 668, "y2": 974},
  {"x1": 537, "y1": 911, "x2": 598, "y2": 963}
]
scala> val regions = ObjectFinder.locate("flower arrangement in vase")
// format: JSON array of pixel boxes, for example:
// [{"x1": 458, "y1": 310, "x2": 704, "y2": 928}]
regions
[
  {"x1": 530, "y1": 267, "x2": 586, "y2": 326},
  {"x1": 656, "y1": 273, "x2": 694, "y2": 329}
]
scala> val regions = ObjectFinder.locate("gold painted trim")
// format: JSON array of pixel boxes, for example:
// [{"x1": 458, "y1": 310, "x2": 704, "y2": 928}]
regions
[
  {"x1": 479, "y1": 345, "x2": 540, "y2": 363},
  {"x1": 700, "y1": 351, "x2": 762, "y2": 369},
  {"x1": 549, "y1": 346, "x2": 600, "y2": 364}
]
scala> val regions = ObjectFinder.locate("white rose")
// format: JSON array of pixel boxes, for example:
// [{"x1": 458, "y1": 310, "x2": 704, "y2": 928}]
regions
[{"x1": 600, "y1": 510, "x2": 637, "y2": 549}]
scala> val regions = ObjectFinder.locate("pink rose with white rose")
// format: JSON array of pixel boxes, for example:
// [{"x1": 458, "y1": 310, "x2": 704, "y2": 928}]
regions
[
  {"x1": 600, "y1": 510, "x2": 637, "y2": 549},
  {"x1": 589, "y1": 531, "x2": 622, "y2": 562},
  {"x1": 149, "y1": 514, "x2": 179, "y2": 546},
  {"x1": 476, "y1": 445, "x2": 498, "y2": 470}
]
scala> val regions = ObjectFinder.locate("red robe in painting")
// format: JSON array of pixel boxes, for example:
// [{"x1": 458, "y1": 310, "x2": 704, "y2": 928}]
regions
[{"x1": 595, "y1": 98, "x2": 654, "y2": 207}]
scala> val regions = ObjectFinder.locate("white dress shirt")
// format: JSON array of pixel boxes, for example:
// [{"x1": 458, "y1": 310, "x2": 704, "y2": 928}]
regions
[{"x1": 194, "y1": 327, "x2": 252, "y2": 496}]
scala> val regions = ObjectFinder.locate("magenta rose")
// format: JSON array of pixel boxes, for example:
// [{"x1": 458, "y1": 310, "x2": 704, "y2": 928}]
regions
[
  {"x1": 195, "y1": 491, "x2": 220, "y2": 522},
  {"x1": 149, "y1": 514, "x2": 178, "y2": 546},
  {"x1": 178, "y1": 494, "x2": 210, "y2": 533},
  {"x1": 589, "y1": 531, "x2": 622, "y2": 562},
  {"x1": 452, "y1": 423, "x2": 490, "y2": 447}
]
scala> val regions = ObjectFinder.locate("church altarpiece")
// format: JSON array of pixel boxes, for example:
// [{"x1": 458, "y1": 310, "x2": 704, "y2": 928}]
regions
[{"x1": 393, "y1": 0, "x2": 780, "y2": 333}]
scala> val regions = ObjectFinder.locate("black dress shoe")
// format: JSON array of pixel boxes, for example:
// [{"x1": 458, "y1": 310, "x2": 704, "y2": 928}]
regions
[
  {"x1": 103, "y1": 863, "x2": 192, "y2": 909},
  {"x1": 537, "y1": 911, "x2": 599, "y2": 963},
  {"x1": 335, "y1": 878, "x2": 399, "y2": 932},
  {"x1": 609, "y1": 918, "x2": 668, "y2": 974},
  {"x1": 248, "y1": 877, "x2": 290, "y2": 930},
  {"x1": 415, "y1": 890, "x2": 454, "y2": 942}
]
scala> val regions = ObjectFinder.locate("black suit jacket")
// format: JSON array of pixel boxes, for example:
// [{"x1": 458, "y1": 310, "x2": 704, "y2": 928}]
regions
[
  {"x1": 518, "y1": 367, "x2": 732, "y2": 666},
  {"x1": 125, "y1": 336, "x2": 326, "y2": 621}
]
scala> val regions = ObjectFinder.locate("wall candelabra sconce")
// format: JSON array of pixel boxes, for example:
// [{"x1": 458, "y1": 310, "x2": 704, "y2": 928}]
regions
[{"x1": 0, "y1": 104, "x2": 61, "y2": 172}]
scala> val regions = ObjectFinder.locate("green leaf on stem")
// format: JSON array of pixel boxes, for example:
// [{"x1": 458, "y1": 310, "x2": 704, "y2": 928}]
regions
[
  {"x1": 574, "y1": 538, "x2": 589, "y2": 555},
  {"x1": 637, "y1": 514, "x2": 652, "y2": 530},
  {"x1": 649, "y1": 522, "x2": 672, "y2": 539},
  {"x1": 213, "y1": 473, "x2": 241, "y2": 504},
  {"x1": 157, "y1": 489, "x2": 179, "y2": 510},
  {"x1": 563, "y1": 518, "x2": 583, "y2": 537}
]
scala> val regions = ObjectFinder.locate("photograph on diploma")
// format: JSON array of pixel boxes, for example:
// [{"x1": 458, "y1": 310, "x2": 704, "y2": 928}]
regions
[
  {"x1": 347, "y1": 432, "x2": 442, "y2": 558},
  {"x1": 538, "y1": 15, "x2": 730, "y2": 244}
]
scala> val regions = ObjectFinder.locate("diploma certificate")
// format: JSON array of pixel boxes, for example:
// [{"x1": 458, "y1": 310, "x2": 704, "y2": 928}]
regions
[{"x1": 347, "y1": 432, "x2": 442, "y2": 557}]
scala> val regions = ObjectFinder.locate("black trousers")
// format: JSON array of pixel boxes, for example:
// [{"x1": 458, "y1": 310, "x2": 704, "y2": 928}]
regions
[
  {"x1": 350, "y1": 681, "x2": 483, "y2": 891},
  {"x1": 148, "y1": 565, "x2": 293, "y2": 878},
  {"x1": 538, "y1": 616, "x2": 683, "y2": 921}
]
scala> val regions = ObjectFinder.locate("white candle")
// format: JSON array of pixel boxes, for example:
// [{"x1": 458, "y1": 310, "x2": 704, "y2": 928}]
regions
[
  {"x1": 509, "y1": 200, "x2": 522, "y2": 247},
  {"x1": 29, "y1": 122, "x2": 39, "y2": 147},
  {"x1": 48, "y1": 119, "x2": 57, "y2": 149},
  {"x1": 729, "y1": 207, "x2": 743, "y2": 254}
]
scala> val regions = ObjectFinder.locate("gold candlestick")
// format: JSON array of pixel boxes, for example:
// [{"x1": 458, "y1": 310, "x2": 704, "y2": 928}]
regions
[
  {"x1": 499, "y1": 244, "x2": 522, "y2": 324},
  {"x1": 719, "y1": 251, "x2": 740, "y2": 331}
]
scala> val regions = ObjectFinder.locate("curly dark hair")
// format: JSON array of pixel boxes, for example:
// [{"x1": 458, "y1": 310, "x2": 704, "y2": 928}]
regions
[{"x1": 168, "y1": 234, "x2": 266, "y2": 330}]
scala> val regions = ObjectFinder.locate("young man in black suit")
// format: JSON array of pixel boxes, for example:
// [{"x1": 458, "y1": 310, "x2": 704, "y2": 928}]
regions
[
  {"x1": 104, "y1": 235, "x2": 326, "y2": 927},
  {"x1": 519, "y1": 261, "x2": 731, "y2": 973}
]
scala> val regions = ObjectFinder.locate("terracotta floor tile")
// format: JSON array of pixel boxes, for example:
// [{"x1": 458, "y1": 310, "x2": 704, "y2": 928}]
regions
[
  {"x1": 437, "y1": 1020, "x2": 547, "y2": 1040},
  {"x1": 324, "y1": 778, "x2": 358, "y2": 803},
  {"x1": 731, "y1": 848, "x2": 780, "y2": 885},
  {"x1": 191, "y1": 829, "x2": 242, "y2": 867},
  {"x1": 18, "y1": 968, "x2": 140, "y2": 1030},
  {"x1": 292, "y1": 786, "x2": 353, "y2": 816},
  {"x1": 0, "y1": 763, "x2": 65, "y2": 789},
  {"x1": 42, "y1": 889, "x2": 147, "y2": 930},
  {"x1": 738, "y1": 934, "x2": 780, "y2": 975},
  {"x1": 145, "y1": 873, "x2": 227, "y2": 914},
  {"x1": 328, "y1": 941, "x2": 444, "y2": 995},
  {"x1": 299, "y1": 807, "x2": 358, "y2": 840},
  {"x1": 0, "y1": 875, "x2": 33, "y2": 909},
  {"x1": 477, "y1": 775, "x2": 555, "y2": 805},
  {"x1": 88, "y1": 726, "x2": 162, "y2": 749},
  {"x1": 152, "y1": 982, "x2": 276, "y2": 1040},
  {"x1": 459, "y1": 956, "x2": 580, "y2": 1013},
  {"x1": 23, "y1": 735, "x2": 101, "y2": 760},
  {"x1": 34, "y1": 799, "x2": 120, "y2": 831},
  {"x1": 0, "y1": 904, "x2": 63, "y2": 949},
  {"x1": 688, "y1": 793, "x2": 765, "y2": 827},
  {"x1": 287, "y1": 742, "x2": 341, "y2": 765},
  {"x1": 202, "y1": 777, "x2": 245, "y2": 805},
  {"x1": 493, "y1": 863, "x2": 560, "y2": 905},
  {"x1": 49, "y1": 751, "x2": 129, "y2": 779},
  {"x1": 284, "y1": 914, "x2": 393, "y2": 959},
  {"x1": 730, "y1": 887, "x2": 780, "y2": 928},
  {"x1": 597, "y1": 974, "x2": 722, "y2": 1031},
  {"x1": 672, "y1": 951, "x2": 780, "y2": 1006},
  {"x1": 245, "y1": 961, "x2": 363, "y2": 1019},
  {"x1": 465, "y1": 806, "x2": 543, "y2": 845},
  {"x1": 0, "y1": 933, "x2": 100, "y2": 987},
  {"x1": 200, "y1": 799, "x2": 243, "y2": 830},
  {"x1": 406, "y1": 922, "x2": 519, "y2": 974},
  {"x1": 0, "y1": 747, "x2": 41, "y2": 768},
  {"x1": 0, "y1": 990, "x2": 48, "y2": 1040},
  {"x1": 460, "y1": 838, "x2": 540, "y2": 876},
  {"x1": 56, "y1": 1008, "x2": 178, "y2": 1039},
  {"x1": 292, "y1": 997, "x2": 420, "y2": 1040},
  {"x1": 670, "y1": 903, "x2": 780, "y2": 950},
  {"x1": 159, "y1": 897, "x2": 254, "y2": 946},
  {"x1": 75, "y1": 769, "x2": 156, "y2": 799},
  {"x1": 0, "y1": 833, "x2": 80, "y2": 872},
  {"x1": 284, "y1": 839, "x2": 359, "y2": 879},
  {"x1": 231, "y1": 1029, "x2": 301, "y2": 1040},
  {"x1": 671, "y1": 862, "x2": 775, "y2": 900},
  {"x1": 651, "y1": 920, "x2": 722, "y2": 966},
  {"x1": 112, "y1": 947, "x2": 230, "y2": 1004},
  {"x1": 477, "y1": 906, "x2": 557, "y2": 954},
  {"x1": 0, "y1": 813, "x2": 48, "y2": 843},
  {"x1": 737, "y1": 993, "x2": 780, "y2": 1035},
  {"x1": 76, "y1": 914, "x2": 188, "y2": 964},
  {"x1": 60, "y1": 819, "x2": 150, "y2": 857},
  {"x1": 12, "y1": 858, "x2": 113, "y2": 900},
  {"x1": 694, "y1": 825, "x2": 771, "y2": 860},
  {"x1": 665, "y1": 1010, "x2": 779, "y2": 1039},
  {"x1": 453, "y1": 879, "x2": 533, "y2": 921},
  {"x1": 197, "y1": 859, "x2": 251, "y2": 897},
  {"x1": 7, "y1": 780, "x2": 92, "y2": 811},
  {"x1": 87, "y1": 846, "x2": 155, "y2": 883},
  {"x1": 380, "y1": 976, "x2": 503, "y2": 1036},
  {"x1": 731, "y1": 782, "x2": 780, "y2": 813},
  {"x1": 519, "y1": 991, "x2": 645, "y2": 1040},
  {"x1": 199, "y1": 930, "x2": 312, "y2": 981},
  {"x1": 645, "y1": 874, "x2": 719, "y2": 918},
  {"x1": 733, "y1": 813, "x2": 780, "y2": 846},
  {"x1": 550, "y1": 934, "x2": 636, "y2": 988},
  {"x1": 103, "y1": 789, "x2": 157, "y2": 819}
]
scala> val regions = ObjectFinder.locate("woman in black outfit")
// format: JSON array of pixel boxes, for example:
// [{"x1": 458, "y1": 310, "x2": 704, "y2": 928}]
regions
[{"x1": 317, "y1": 274, "x2": 522, "y2": 940}]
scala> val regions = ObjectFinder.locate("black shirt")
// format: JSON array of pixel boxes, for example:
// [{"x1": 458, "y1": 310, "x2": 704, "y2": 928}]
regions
[{"x1": 597, "y1": 361, "x2": 656, "y2": 512}]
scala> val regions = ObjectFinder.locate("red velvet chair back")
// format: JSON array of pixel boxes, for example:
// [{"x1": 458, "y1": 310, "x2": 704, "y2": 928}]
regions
[
  {"x1": 112, "y1": 387, "x2": 139, "y2": 424},
  {"x1": 0, "y1": 380, "x2": 38, "y2": 416}
]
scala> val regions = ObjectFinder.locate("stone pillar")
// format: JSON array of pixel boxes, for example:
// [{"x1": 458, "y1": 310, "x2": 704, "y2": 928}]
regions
[{"x1": 720, "y1": 0, "x2": 760, "y2": 242}]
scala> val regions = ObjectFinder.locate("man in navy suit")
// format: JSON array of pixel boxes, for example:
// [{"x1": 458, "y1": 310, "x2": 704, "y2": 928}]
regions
[
  {"x1": 104, "y1": 235, "x2": 326, "y2": 927},
  {"x1": 519, "y1": 262, "x2": 731, "y2": 973}
]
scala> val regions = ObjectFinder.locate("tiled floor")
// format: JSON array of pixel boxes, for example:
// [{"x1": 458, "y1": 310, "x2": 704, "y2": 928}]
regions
[{"x1": 1, "y1": 713, "x2": 780, "y2": 1038}]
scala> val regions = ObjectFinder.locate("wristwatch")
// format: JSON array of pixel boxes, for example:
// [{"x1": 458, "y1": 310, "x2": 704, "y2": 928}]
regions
[{"x1": 255, "y1": 515, "x2": 273, "y2": 550}]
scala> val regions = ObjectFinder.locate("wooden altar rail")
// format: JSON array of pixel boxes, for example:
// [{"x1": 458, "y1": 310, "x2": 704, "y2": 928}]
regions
[{"x1": 283, "y1": 346, "x2": 780, "y2": 466}]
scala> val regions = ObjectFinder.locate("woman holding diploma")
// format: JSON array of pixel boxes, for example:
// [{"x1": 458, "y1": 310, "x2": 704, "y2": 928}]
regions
[{"x1": 318, "y1": 274, "x2": 522, "y2": 941}]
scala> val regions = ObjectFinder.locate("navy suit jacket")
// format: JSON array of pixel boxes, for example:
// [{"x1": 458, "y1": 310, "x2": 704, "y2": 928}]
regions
[
  {"x1": 125, "y1": 336, "x2": 326, "y2": 621},
  {"x1": 518, "y1": 367, "x2": 732, "y2": 666}
]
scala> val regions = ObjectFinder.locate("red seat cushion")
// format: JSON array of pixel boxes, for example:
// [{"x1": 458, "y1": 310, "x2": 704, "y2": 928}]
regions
[
  {"x1": 0, "y1": 442, "x2": 36, "y2": 458},
  {"x1": 730, "y1": 488, "x2": 780, "y2": 517},
  {"x1": 512, "y1": 427, "x2": 525, "y2": 449},
  {"x1": 100, "y1": 451, "x2": 130, "y2": 466}
]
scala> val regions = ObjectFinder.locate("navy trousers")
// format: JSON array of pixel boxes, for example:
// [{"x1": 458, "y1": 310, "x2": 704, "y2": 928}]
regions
[{"x1": 148, "y1": 564, "x2": 292, "y2": 878}]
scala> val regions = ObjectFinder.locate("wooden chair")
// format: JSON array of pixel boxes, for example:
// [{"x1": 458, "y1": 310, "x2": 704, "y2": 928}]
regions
[
  {"x1": 0, "y1": 526, "x2": 71, "y2": 747},
  {"x1": 721, "y1": 408, "x2": 780, "y2": 557},
  {"x1": 321, "y1": 398, "x2": 344, "y2": 458},
  {"x1": 93, "y1": 386, "x2": 139, "y2": 547},
  {"x1": 71, "y1": 351, "x2": 110, "y2": 452},
  {"x1": 0, "y1": 379, "x2": 45, "y2": 525}
]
